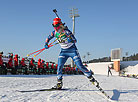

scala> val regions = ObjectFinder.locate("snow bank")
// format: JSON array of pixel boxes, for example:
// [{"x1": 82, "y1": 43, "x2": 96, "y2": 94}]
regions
[
  {"x1": 119, "y1": 61, "x2": 138, "y2": 74},
  {"x1": 124, "y1": 64, "x2": 138, "y2": 75}
]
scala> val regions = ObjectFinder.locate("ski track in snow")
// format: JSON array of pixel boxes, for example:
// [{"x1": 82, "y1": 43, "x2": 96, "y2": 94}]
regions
[{"x1": 0, "y1": 75, "x2": 138, "y2": 102}]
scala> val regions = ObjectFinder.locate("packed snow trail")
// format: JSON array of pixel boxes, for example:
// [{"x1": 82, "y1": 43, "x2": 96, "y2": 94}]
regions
[{"x1": 0, "y1": 75, "x2": 138, "y2": 102}]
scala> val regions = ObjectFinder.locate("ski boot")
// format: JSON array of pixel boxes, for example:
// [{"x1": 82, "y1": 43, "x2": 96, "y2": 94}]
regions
[{"x1": 52, "y1": 79, "x2": 63, "y2": 90}]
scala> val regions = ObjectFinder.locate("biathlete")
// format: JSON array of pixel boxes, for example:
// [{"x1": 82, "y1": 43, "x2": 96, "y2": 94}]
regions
[{"x1": 45, "y1": 17, "x2": 95, "y2": 89}]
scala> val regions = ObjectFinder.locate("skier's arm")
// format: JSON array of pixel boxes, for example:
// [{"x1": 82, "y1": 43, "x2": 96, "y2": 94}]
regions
[{"x1": 45, "y1": 31, "x2": 55, "y2": 49}]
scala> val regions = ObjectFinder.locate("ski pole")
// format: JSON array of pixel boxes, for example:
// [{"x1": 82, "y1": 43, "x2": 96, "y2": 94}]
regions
[
  {"x1": 33, "y1": 42, "x2": 60, "y2": 57},
  {"x1": 27, "y1": 32, "x2": 66, "y2": 57},
  {"x1": 34, "y1": 48, "x2": 45, "y2": 57},
  {"x1": 27, "y1": 48, "x2": 45, "y2": 57},
  {"x1": 33, "y1": 42, "x2": 59, "y2": 57}
]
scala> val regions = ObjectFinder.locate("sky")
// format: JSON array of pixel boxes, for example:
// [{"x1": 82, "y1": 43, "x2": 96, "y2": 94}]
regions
[{"x1": 0, "y1": 0, "x2": 138, "y2": 63}]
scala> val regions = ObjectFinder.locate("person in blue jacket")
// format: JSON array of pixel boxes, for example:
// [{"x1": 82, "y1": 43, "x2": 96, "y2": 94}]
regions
[{"x1": 45, "y1": 17, "x2": 94, "y2": 89}]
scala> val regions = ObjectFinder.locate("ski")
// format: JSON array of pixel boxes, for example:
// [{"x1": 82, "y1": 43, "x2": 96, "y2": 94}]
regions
[
  {"x1": 91, "y1": 78, "x2": 113, "y2": 101},
  {"x1": 17, "y1": 88, "x2": 69, "y2": 92}
]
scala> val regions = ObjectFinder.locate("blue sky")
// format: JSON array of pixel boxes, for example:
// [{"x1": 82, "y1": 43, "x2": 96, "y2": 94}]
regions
[{"x1": 0, "y1": 0, "x2": 138, "y2": 63}]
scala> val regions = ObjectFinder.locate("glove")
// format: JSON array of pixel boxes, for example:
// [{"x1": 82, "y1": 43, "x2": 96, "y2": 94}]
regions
[{"x1": 44, "y1": 43, "x2": 49, "y2": 49}]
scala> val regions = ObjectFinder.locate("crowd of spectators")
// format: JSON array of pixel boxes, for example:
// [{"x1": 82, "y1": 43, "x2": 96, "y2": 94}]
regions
[{"x1": 0, "y1": 52, "x2": 84, "y2": 75}]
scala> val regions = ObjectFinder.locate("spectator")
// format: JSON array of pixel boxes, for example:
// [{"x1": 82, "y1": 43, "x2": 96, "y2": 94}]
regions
[
  {"x1": 0, "y1": 52, "x2": 3, "y2": 67},
  {"x1": 0, "y1": 52, "x2": 6, "y2": 74},
  {"x1": 29, "y1": 58, "x2": 35, "y2": 70},
  {"x1": 41, "y1": 60, "x2": 45, "y2": 74},
  {"x1": 107, "y1": 64, "x2": 112, "y2": 77},
  {"x1": 13, "y1": 54, "x2": 18, "y2": 74},
  {"x1": 37, "y1": 59, "x2": 42, "y2": 74},
  {"x1": 7, "y1": 54, "x2": 14, "y2": 74},
  {"x1": 21, "y1": 58, "x2": 27, "y2": 74}
]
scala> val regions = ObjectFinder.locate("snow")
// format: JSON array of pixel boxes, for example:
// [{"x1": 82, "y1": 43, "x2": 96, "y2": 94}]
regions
[
  {"x1": 119, "y1": 61, "x2": 138, "y2": 75},
  {"x1": 0, "y1": 74, "x2": 138, "y2": 102},
  {"x1": 123, "y1": 64, "x2": 138, "y2": 75},
  {"x1": 0, "y1": 61, "x2": 138, "y2": 102}
]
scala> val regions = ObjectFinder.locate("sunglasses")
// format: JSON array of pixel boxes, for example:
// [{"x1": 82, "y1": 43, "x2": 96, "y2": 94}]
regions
[{"x1": 52, "y1": 23, "x2": 60, "y2": 27}]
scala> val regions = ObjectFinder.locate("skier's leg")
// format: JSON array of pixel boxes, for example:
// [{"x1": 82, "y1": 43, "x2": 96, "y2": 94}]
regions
[
  {"x1": 109, "y1": 70, "x2": 112, "y2": 76},
  {"x1": 70, "y1": 50, "x2": 96, "y2": 84},
  {"x1": 57, "y1": 52, "x2": 69, "y2": 80},
  {"x1": 71, "y1": 50, "x2": 93, "y2": 78},
  {"x1": 108, "y1": 69, "x2": 109, "y2": 77},
  {"x1": 52, "y1": 52, "x2": 68, "y2": 89}
]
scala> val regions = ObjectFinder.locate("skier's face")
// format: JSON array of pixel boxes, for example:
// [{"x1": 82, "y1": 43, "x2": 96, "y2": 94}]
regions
[
  {"x1": 53, "y1": 23, "x2": 61, "y2": 31},
  {"x1": 54, "y1": 26, "x2": 60, "y2": 31}
]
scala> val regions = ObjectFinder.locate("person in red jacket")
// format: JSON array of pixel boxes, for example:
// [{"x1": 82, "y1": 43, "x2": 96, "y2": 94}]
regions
[
  {"x1": 37, "y1": 59, "x2": 41, "y2": 68},
  {"x1": 37, "y1": 59, "x2": 42, "y2": 74},
  {"x1": 14, "y1": 54, "x2": 18, "y2": 68},
  {"x1": 21, "y1": 58, "x2": 27, "y2": 74},
  {"x1": 7, "y1": 54, "x2": 13, "y2": 69},
  {"x1": 46, "y1": 62, "x2": 49, "y2": 69},
  {"x1": 0, "y1": 52, "x2": 3, "y2": 67},
  {"x1": 51, "y1": 63, "x2": 56, "y2": 74},
  {"x1": 30, "y1": 58, "x2": 37, "y2": 74},
  {"x1": 7, "y1": 54, "x2": 14, "y2": 74},
  {"x1": 71, "y1": 67, "x2": 75, "y2": 74},
  {"x1": 21, "y1": 58, "x2": 26, "y2": 67},
  {"x1": 41, "y1": 60, "x2": 45, "y2": 69},
  {"x1": 0, "y1": 52, "x2": 4, "y2": 74},
  {"x1": 55, "y1": 64, "x2": 58, "y2": 70},
  {"x1": 51, "y1": 63, "x2": 54, "y2": 69},
  {"x1": 45, "y1": 62, "x2": 49, "y2": 74},
  {"x1": 41, "y1": 60, "x2": 45, "y2": 74},
  {"x1": 29, "y1": 58, "x2": 35, "y2": 71},
  {"x1": 13, "y1": 54, "x2": 18, "y2": 74}
]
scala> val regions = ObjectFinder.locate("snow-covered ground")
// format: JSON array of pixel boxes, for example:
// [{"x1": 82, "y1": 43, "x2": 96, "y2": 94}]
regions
[
  {"x1": 122, "y1": 64, "x2": 138, "y2": 75},
  {"x1": 0, "y1": 61, "x2": 138, "y2": 102},
  {"x1": 0, "y1": 74, "x2": 138, "y2": 102}
]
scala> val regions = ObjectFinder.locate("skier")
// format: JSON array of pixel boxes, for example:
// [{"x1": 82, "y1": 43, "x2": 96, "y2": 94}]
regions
[
  {"x1": 107, "y1": 64, "x2": 112, "y2": 77},
  {"x1": 44, "y1": 17, "x2": 95, "y2": 89}
]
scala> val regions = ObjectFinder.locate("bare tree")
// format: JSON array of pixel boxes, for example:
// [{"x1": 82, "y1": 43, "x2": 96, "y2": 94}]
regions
[
  {"x1": 87, "y1": 52, "x2": 91, "y2": 63},
  {"x1": 83, "y1": 55, "x2": 86, "y2": 63}
]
